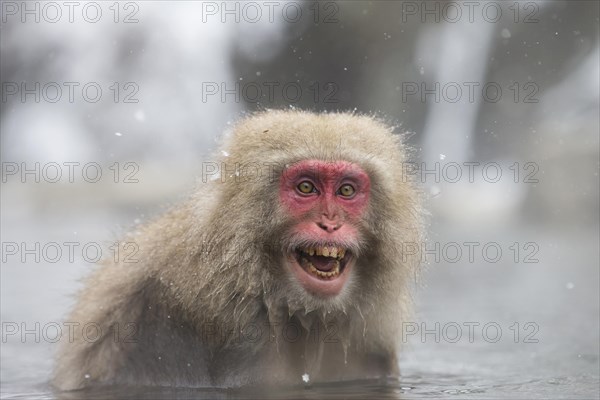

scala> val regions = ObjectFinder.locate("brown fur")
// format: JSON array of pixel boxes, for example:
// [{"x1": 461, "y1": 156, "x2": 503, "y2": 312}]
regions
[{"x1": 52, "y1": 110, "x2": 422, "y2": 390}]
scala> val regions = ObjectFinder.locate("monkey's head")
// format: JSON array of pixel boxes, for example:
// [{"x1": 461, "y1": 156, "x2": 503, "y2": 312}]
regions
[{"x1": 202, "y1": 110, "x2": 421, "y2": 318}]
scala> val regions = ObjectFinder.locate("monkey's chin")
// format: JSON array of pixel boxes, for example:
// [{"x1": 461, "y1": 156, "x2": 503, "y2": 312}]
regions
[{"x1": 287, "y1": 246, "x2": 353, "y2": 298}]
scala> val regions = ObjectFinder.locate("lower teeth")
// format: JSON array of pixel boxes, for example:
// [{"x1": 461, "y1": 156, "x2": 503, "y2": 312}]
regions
[{"x1": 302, "y1": 258, "x2": 340, "y2": 279}]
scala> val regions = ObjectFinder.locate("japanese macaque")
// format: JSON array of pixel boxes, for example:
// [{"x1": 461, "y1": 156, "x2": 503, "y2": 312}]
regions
[{"x1": 53, "y1": 110, "x2": 422, "y2": 391}]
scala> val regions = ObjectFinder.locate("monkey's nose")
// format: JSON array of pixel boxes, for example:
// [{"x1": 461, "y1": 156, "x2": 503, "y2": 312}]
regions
[{"x1": 317, "y1": 221, "x2": 341, "y2": 233}]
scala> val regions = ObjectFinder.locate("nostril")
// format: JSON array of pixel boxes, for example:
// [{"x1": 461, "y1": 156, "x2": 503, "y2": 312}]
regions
[
  {"x1": 317, "y1": 222, "x2": 329, "y2": 231},
  {"x1": 317, "y1": 221, "x2": 340, "y2": 232}
]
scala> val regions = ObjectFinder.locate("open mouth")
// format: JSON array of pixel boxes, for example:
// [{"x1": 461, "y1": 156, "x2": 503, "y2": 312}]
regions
[
  {"x1": 296, "y1": 246, "x2": 349, "y2": 279},
  {"x1": 289, "y1": 245, "x2": 353, "y2": 296}
]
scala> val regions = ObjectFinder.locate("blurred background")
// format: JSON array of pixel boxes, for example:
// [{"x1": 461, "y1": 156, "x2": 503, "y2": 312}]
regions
[{"x1": 1, "y1": 1, "x2": 598, "y2": 399}]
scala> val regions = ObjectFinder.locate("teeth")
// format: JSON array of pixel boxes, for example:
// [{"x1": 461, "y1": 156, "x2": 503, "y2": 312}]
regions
[
  {"x1": 301, "y1": 246, "x2": 346, "y2": 260},
  {"x1": 303, "y1": 259, "x2": 341, "y2": 280}
]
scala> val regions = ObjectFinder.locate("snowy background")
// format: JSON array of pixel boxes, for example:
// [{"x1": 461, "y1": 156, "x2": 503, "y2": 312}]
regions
[{"x1": 1, "y1": 1, "x2": 598, "y2": 399}]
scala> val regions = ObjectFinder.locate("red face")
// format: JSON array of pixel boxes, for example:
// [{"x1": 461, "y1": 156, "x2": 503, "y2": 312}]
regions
[{"x1": 279, "y1": 160, "x2": 371, "y2": 297}]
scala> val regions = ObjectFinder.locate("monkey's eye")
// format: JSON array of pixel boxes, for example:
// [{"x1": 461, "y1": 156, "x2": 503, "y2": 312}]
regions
[
  {"x1": 297, "y1": 181, "x2": 316, "y2": 194},
  {"x1": 338, "y1": 184, "x2": 355, "y2": 197}
]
